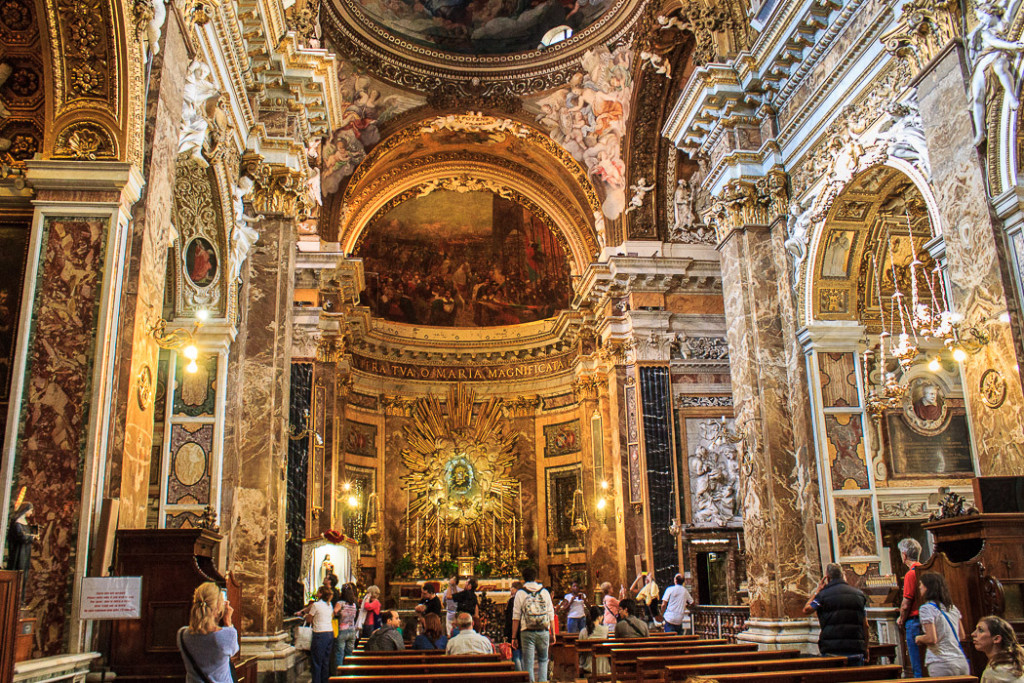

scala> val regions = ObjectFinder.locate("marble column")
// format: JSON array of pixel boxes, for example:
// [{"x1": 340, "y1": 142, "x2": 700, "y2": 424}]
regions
[
  {"x1": 104, "y1": 16, "x2": 189, "y2": 528},
  {"x1": 915, "y1": 45, "x2": 1024, "y2": 476},
  {"x1": 718, "y1": 219, "x2": 821, "y2": 644},
  {"x1": 221, "y1": 215, "x2": 294, "y2": 642},
  {"x1": 0, "y1": 161, "x2": 144, "y2": 655}
]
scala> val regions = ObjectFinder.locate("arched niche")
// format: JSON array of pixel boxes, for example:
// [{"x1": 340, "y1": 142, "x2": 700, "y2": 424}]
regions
[{"x1": 324, "y1": 113, "x2": 603, "y2": 276}]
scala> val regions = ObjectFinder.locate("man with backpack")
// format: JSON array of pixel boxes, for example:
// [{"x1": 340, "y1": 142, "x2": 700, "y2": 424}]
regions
[{"x1": 511, "y1": 565, "x2": 556, "y2": 682}]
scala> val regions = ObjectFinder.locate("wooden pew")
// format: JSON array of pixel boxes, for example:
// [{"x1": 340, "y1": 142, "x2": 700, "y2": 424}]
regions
[
  {"x1": 342, "y1": 652, "x2": 501, "y2": 665},
  {"x1": 554, "y1": 633, "x2": 700, "y2": 681},
  {"x1": 335, "y1": 661, "x2": 514, "y2": 677},
  {"x1": 633, "y1": 649, "x2": 804, "y2": 683},
  {"x1": 867, "y1": 644, "x2": 896, "y2": 665},
  {"x1": 660, "y1": 656, "x2": 848, "y2": 683},
  {"x1": 329, "y1": 673, "x2": 529, "y2": 683},
  {"x1": 588, "y1": 641, "x2": 747, "y2": 683},
  {"x1": 698, "y1": 664, "x2": 903, "y2": 683}
]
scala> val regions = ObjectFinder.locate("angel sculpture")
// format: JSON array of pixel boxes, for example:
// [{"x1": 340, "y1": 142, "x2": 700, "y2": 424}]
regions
[
  {"x1": 624, "y1": 177, "x2": 656, "y2": 214},
  {"x1": 967, "y1": 1, "x2": 1024, "y2": 145}
]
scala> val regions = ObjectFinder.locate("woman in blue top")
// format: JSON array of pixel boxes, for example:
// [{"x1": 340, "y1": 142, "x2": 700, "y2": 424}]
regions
[
  {"x1": 177, "y1": 582, "x2": 239, "y2": 683},
  {"x1": 413, "y1": 612, "x2": 448, "y2": 650}
]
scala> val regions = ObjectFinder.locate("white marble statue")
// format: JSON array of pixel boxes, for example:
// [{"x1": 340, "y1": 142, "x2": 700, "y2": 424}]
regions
[
  {"x1": 967, "y1": 1, "x2": 1024, "y2": 145},
  {"x1": 624, "y1": 177, "x2": 656, "y2": 214},
  {"x1": 143, "y1": 0, "x2": 167, "y2": 56},
  {"x1": 178, "y1": 60, "x2": 221, "y2": 167},
  {"x1": 639, "y1": 50, "x2": 672, "y2": 79},
  {"x1": 878, "y1": 100, "x2": 931, "y2": 177},
  {"x1": 672, "y1": 179, "x2": 694, "y2": 229},
  {"x1": 230, "y1": 174, "x2": 263, "y2": 282},
  {"x1": 784, "y1": 200, "x2": 814, "y2": 267}
]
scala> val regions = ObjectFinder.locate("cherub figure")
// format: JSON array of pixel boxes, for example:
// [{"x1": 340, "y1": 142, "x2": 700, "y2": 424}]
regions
[
  {"x1": 624, "y1": 177, "x2": 656, "y2": 214},
  {"x1": 639, "y1": 50, "x2": 672, "y2": 79},
  {"x1": 967, "y1": 1, "x2": 1024, "y2": 145}
]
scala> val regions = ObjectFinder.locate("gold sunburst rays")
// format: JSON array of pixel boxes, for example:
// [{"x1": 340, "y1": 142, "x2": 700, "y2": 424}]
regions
[{"x1": 401, "y1": 384, "x2": 520, "y2": 560}]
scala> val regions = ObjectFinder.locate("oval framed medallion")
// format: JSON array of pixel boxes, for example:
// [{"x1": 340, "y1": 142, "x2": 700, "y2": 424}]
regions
[
  {"x1": 185, "y1": 237, "x2": 218, "y2": 288},
  {"x1": 980, "y1": 369, "x2": 1007, "y2": 409}
]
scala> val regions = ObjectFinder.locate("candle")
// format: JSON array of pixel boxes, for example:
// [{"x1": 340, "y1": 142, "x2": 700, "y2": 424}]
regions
[{"x1": 416, "y1": 519, "x2": 420, "y2": 551}]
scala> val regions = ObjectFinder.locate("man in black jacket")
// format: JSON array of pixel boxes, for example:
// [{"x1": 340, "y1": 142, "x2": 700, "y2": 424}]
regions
[{"x1": 803, "y1": 563, "x2": 869, "y2": 664}]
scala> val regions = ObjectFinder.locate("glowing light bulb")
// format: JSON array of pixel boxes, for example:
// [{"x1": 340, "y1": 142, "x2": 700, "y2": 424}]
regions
[
  {"x1": 953, "y1": 347, "x2": 967, "y2": 363},
  {"x1": 928, "y1": 357, "x2": 941, "y2": 372},
  {"x1": 342, "y1": 481, "x2": 351, "y2": 492},
  {"x1": 184, "y1": 344, "x2": 199, "y2": 360},
  {"x1": 599, "y1": 480, "x2": 609, "y2": 490},
  {"x1": 197, "y1": 309, "x2": 210, "y2": 322},
  {"x1": 347, "y1": 495, "x2": 358, "y2": 508},
  {"x1": 1000, "y1": 312, "x2": 1011, "y2": 323},
  {"x1": 596, "y1": 497, "x2": 607, "y2": 510},
  {"x1": 186, "y1": 360, "x2": 199, "y2": 374}
]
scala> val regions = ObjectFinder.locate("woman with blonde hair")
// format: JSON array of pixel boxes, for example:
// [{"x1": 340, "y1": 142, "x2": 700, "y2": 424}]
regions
[
  {"x1": 357, "y1": 584, "x2": 382, "y2": 637},
  {"x1": 973, "y1": 615, "x2": 1024, "y2": 683},
  {"x1": 177, "y1": 582, "x2": 238, "y2": 683}
]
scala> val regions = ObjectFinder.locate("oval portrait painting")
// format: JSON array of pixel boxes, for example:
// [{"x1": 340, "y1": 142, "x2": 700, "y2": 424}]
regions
[
  {"x1": 902, "y1": 376, "x2": 949, "y2": 436},
  {"x1": 185, "y1": 237, "x2": 218, "y2": 288}
]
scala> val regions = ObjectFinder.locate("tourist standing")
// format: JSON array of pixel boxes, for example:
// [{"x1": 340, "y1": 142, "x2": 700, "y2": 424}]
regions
[
  {"x1": 305, "y1": 586, "x2": 335, "y2": 683},
  {"x1": 560, "y1": 581, "x2": 588, "y2": 633},
  {"x1": 600, "y1": 581, "x2": 622, "y2": 627},
  {"x1": 444, "y1": 575, "x2": 461, "y2": 635},
  {"x1": 802, "y1": 563, "x2": 868, "y2": 664},
  {"x1": 660, "y1": 574, "x2": 694, "y2": 634},
  {"x1": 505, "y1": 580, "x2": 524, "y2": 671},
  {"x1": 455, "y1": 577, "x2": 480, "y2": 619},
  {"x1": 896, "y1": 538, "x2": 925, "y2": 677},
  {"x1": 512, "y1": 565, "x2": 556, "y2": 682},
  {"x1": 973, "y1": 616, "x2": 1024, "y2": 683},
  {"x1": 177, "y1": 582, "x2": 239, "y2": 683},
  {"x1": 915, "y1": 573, "x2": 970, "y2": 676},
  {"x1": 416, "y1": 581, "x2": 444, "y2": 618},
  {"x1": 357, "y1": 585, "x2": 381, "y2": 638},
  {"x1": 333, "y1": 584, "x2": 359, "y2": 668}
]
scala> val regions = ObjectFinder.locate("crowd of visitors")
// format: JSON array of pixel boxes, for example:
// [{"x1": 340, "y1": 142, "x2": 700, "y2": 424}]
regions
[{"x1": 177, "y1": 536, "x2": 1022, "y2": 683}]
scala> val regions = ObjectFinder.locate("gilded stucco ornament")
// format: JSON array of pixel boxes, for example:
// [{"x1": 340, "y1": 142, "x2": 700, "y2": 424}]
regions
[
  {"x1": 881, "y1": 0, "x2": 961, "y2": 76},
  {"x1": 708, "y1": 169, "x2": 789, "y2": 240},
  {"x1": 53, "y1": 121, "x2": 117, "y2": 159},
  {"x1": 655, "y1": 0, "x2": 746, "y2": 67}
]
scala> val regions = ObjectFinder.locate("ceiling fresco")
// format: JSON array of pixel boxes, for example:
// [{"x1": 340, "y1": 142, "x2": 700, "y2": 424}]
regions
[
  {"x1": 356, "y1": 190, "x2": 573, "y2": 327},
  {"x1": 357, "y1": 0, "x2": 617, "y2": 54}
]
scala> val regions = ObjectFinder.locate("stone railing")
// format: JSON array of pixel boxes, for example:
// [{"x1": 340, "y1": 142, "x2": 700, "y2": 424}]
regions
[{"x1": 692, "y1": 604, "x2": 750, "y2": 642}]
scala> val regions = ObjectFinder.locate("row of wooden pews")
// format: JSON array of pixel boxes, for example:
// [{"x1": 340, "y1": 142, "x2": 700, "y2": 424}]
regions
[{"x1": 329, "y1": 650, "x2": 528, "y2": 682}]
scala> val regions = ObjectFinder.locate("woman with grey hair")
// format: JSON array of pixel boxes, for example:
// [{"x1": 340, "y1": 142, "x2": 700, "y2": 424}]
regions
[{"x1": 897, "y1": 537, "x2": 925, "y2": 677}]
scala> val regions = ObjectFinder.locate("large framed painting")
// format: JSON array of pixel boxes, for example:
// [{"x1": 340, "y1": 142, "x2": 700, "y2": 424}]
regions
[
  {"x1": 545, "y1": 464, "x2": 584, "y2": 554},
  {"x1": 356, "y1": 190, "x2": 572, "y2": 327}
]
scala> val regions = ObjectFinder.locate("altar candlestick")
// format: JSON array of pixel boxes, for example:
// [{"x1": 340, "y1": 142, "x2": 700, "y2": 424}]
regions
[{"x1": 415, "y1": 519, "x2": 420, "y2": 551}]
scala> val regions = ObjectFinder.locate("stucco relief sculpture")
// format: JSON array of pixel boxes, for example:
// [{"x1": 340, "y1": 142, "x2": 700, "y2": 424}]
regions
[
  {"x1": 784, "y1": 200, "x2": 814, "y2": 272},
  {"x1": 179, "y1": 60, "x2": 221, "y2": 167},
  {"x1": 877, "y1": 99, "x2": 931, "y2": 177},
  {"x1": 967, "y1": 2, "x2": 1024, "y2": 145},
  {"x1": 639, "y1": 50, "x2": 672, "y2": 78},
  {"x1": 134, "y1": 0, "x2": 167, "y2": 56},
  {"x1": 689, "y1": 420, "x2": 741, "y2": 528},
  {"x1": 230, "y1": 174, "x2": 263, "y2": 283},
  {"x1": 624, "y1": 176, "x2": 655, "y2": 214}
]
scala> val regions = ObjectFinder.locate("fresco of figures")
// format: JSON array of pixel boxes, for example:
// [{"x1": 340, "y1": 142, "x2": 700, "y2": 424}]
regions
[
  {"x1": 528, "y1": 45, "x2": 633, "y2": 219},
  {"x1": 358, "y1": 0, "x2": 616, "y2": 54},
  {"x1": 356, "y1": 190, "x2": 572, "y2": 327},
  {"x1": 320, "y1": 62, "x2": 424, "y2": 197}
]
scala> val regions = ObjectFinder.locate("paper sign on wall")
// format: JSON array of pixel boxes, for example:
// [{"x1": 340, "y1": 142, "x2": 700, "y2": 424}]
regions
[{"x1": 80, "y1": 577, "x2": 142, "y2": 620}]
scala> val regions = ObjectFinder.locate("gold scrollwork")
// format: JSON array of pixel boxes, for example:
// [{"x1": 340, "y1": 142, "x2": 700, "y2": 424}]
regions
[
  {"x1": 980, "y1": 368, "x2": 1007, "y2": 409},
  {"x1": 136, "y1": 363, "x2": 153, "y2": 410}
]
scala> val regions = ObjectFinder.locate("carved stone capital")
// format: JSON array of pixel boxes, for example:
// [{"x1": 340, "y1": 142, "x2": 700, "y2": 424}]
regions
[
  {"x1": 573, "y1": 376, "x2": 601, "y2": 402},
  {"x1": 709, "y1": 168, "x2": 789, "y2": 241},
  {"x1": 381, "y1": 395, "x2": 416, "y2": 417},
  {"x1": 881, "y1": 0, "x2": 961, "y2": 76},
  {"x1": 249, "y1": 161, "x2": 314, "y2": 218},
  {"x1": 316, "y1": 335, "x2": 347, "y2": 363},
  {"x1": 502, "y1": 396, "x2": 541, "y2": 418}
]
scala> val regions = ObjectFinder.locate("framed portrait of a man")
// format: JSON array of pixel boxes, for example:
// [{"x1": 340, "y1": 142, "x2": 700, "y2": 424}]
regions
[{"x1": 884, "y1": 376, "x2": 973, "y2": 477}]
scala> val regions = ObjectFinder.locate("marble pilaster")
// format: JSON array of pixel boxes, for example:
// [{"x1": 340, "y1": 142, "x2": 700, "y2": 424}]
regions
[
  {"x1": 222, "y1": 215, "x2": 294, "y2": 635},
  {"x1": 104, "y1": 17, "x2": 189, "y2": 528},
  {"x1": 718, "y1": 220, "x2": 821, "y2": 622},
  {"x1": 1, "y1": 161, "x2": 144, "y2": 656},
  {"x1": 915, "y1": 45, "x2": 1024, "y2": 475}
]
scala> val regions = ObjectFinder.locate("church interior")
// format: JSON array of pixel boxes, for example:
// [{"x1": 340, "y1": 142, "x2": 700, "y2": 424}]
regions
[{"x1": 2, "y1": 0, "x2": 1024, "y2": 680}]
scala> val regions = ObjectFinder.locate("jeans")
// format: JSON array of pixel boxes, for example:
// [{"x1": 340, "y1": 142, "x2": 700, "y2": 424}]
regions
[
  {"x1": 905, "y1": 616, "x2": 924, "y2": 678},
  {"x1": 512, "y1": 646, "x2": 523, "y2": 671},
  {"x1": 521, "y1": 630, "x2": 550, "y2": 682},
  {"x1": 664, "y1": 621, "x2": 684, "y2": 634},
  {"x1": 567, "y1": 617, "x2": 586, "y2": 634},
  {"x1": 310, "y1": 631, "x2": 334, "y2": 683},
  {"x1": 334, "y1": 628, "x2": 357, "y2": 668}
]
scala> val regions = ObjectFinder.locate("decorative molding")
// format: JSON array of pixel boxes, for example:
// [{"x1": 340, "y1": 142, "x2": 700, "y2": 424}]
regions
[
  {"x1": 880, "y1": 0, "x2": 961, "y2": 78},
  {"x1": 675, "y1": 395, "x2": 733, "y2": 408},
  {"x1": 708, "y1": 168, "x2": 788, "y2": 240}
]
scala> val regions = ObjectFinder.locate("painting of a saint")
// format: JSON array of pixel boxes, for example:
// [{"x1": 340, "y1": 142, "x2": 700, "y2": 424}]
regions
[
  {"x1": 357, "y1": 190, "x2": 572, "y2": 327},
  {"x1": 359, "y1": 0, "x2": 615, "y2": 55},
  {"x1": 185, "y1": 238, "x2": 218, "y2": 288}
]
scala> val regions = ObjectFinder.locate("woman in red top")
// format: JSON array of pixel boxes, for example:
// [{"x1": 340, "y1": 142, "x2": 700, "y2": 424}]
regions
[{"x1": 359, "y1": 585, "x2": 381, "y2": 638}]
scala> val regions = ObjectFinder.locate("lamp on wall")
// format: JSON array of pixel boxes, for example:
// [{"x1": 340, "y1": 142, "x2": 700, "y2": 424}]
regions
[
  {"x1": 148, "y1": 309, "x2": 208, "y2": 373},
  {"x1": 569, "y1": 486, "x2": 589, "y2": 537},
  {"x1": 595, "y1": 479, "x2": 609, "y2": 525},
  {"x1": 289, "y1": 409, "x2": 324, "y2": 444}
]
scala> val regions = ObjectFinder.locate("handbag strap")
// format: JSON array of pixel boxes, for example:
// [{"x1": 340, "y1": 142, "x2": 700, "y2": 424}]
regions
[
  {"x1": 931, "y1": 602, "x2": 967, "y2": 656},
  {"x1": 178, "y1": 628, "x2": 216, "y2": 683}
]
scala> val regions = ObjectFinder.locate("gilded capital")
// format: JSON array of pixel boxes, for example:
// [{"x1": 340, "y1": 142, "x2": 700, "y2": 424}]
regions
[{"x1": 881, "y1": 0, "x2": 961, "y2": 75}]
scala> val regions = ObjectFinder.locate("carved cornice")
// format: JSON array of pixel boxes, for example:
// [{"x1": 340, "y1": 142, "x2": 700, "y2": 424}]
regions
[
  {"x1": 502, "y1": 396, "x2": 541, "y2": 418},
  {"x1": 880, "y1": 0, "x2": 961, "y2": 78}
]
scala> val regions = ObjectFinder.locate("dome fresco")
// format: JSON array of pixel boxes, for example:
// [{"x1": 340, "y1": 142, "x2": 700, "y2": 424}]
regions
[{"x1": 357, "y1": 0, "x2": 617, "y2": 54}]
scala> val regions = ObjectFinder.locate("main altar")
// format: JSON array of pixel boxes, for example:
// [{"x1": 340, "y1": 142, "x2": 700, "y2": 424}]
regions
[{"x1": 399, "y1": 385, "x2": 529, "y2": 579}]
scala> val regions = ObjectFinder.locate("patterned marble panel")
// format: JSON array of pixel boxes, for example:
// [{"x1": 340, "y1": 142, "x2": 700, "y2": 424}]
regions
[
  {"x1": 348, "y1": 391, "x2": 377, "y2": 410},
  {"x1": 819, "y1": 352, "x2": 860, "y2": 408},
  {"x1": 172, "y1": 352, "x2": 217, "y2": 418},
  {"x1": 918, "y1": 48, "x2": 1024, "y2": 476},
  {"x1": 542, "y1": 393, "x2": 576, "y2": 410},
  {"x1": 543, "y1": 419, "x2": 581, "y2": 457},
  {"x1": 285, "y1": 363, "x2": 312, "y2": 613},
  {"x1": 343, "y1": 421, "x2": 377, "y2": 457},
  {"x1": 640, "y1": 367, "x2": 678, "y2": 589},
  {"x1": 834, "y1": 495, "x2": 877, "y2": 557},
  {"x1": 166, "y1": 423, "x2": 214, "y2": 505},
  {"x1": 12, "y1": 217, "x2": 106, "y2": 656},
  {"x1": 164, "y1": 510, "x2": 204, "y2": 529},
  {"x1": 825, "y1": 413, "x2": 869, "y2": 490}
]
